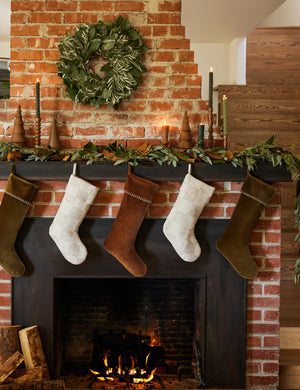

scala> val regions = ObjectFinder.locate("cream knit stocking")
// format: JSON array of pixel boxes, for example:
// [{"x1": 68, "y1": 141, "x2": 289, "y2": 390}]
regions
[
  {"x1": 163, "y1": 173, "x2": 215, "y2": 262},
  {"x1": 49, "y1": 171, "x2": 98, "y2": 265}
]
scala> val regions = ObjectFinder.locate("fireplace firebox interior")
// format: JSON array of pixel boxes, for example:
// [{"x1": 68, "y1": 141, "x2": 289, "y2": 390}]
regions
[{"x1": 59, "y1": 278, "x2": 203, "y2": 377}]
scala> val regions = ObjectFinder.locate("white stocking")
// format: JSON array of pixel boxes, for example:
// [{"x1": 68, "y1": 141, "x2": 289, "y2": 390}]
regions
[
  {"x1": 163, "y1": 172, "x2": 214, "y2": 262},
  {"x1": 49, "y1": 170, "x2": 98, "y2": 265}
]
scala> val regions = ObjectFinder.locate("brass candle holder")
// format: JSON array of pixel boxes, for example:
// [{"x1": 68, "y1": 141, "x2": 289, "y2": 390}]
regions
[{"x1": 35, "y1": 117, "x2": 41, "y2": 146}]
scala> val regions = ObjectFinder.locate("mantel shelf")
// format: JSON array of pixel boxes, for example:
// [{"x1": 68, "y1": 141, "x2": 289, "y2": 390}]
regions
[{"x1": 0, "y1": 161, "x2": 292, "y2": 182}]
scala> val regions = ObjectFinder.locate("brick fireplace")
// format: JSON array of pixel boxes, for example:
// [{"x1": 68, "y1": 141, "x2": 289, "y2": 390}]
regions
[
  {"x1": 0, "y1": 162, "x2": 286, "y2": 389},
  {"x1": 0, "y1": 0, "x2": 289, "y2": 388}
]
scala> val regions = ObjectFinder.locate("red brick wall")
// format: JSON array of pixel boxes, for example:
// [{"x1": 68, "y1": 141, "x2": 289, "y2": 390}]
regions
[
  {"x1": 0, "y1": 0, "x2": 214, "y2": 148},
  {"x1": 0, "y1": 0, "x2": 282, "y2": 388}
]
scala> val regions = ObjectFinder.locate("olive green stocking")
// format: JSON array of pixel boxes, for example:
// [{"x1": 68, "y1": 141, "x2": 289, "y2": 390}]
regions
[
  {"x1": 216, "y1": 173, "x2": 275, "y2": 279},
  {"x1": 0, "y1": 173, "x2": 38, "y2": 277}
]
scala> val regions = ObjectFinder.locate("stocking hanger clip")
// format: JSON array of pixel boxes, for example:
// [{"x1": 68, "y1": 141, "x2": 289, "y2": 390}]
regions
[{"x1": 73, "y1": 163, "x2": 78, "y2": 176}]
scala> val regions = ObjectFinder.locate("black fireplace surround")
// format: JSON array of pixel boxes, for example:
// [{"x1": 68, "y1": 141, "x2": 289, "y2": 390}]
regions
[
  {"x1": 13, "y1": 218, "x2": 246, "y2": 388},
  {"x1": 9, "y1": 161, "x2": 290, "y2": 389}
]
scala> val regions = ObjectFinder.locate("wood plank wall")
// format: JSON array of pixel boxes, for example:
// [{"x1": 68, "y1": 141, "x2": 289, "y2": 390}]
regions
[{"x1": 217, "y1": 27, "x2": 300, "y2": 291}]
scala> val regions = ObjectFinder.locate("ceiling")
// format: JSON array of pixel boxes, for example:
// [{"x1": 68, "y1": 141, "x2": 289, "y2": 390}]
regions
[{"x1": 182, "y1": 0, "x2": 286, "y2": 43}]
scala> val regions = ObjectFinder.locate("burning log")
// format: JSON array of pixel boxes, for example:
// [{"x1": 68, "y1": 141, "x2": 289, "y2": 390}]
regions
[
  {"x1": 90, "y1": 331, "x2": 166, "y2": 385},
  {"x1": 0, "y1": 326, "x2": 22, "y2": 365},
  {"x1": 0, "y1": 352, "x2": 24, "y2": 384},
  {"x1": 18, "y1": 326, "x2": 50, "y2": 380}
]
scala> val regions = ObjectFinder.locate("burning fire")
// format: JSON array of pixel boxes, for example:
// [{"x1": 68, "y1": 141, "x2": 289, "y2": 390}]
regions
[
  {"x1": 89, "y1": 332, "x2": 165, "y2": 387},
  {"x1": 90, "y1": 351, "x2": 157, "y2": 385},
  {"x1": 132, "y1": 368, "x2": 157, "y2": 383}
]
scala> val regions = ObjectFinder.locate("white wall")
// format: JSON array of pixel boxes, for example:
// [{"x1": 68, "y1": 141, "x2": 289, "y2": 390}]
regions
[
  {"x1": 229, "y1": 38, "x2": 247, "y2": 85},
  {"x1": 0, "y1": 42, "x2": 10, "y2": 59},
  {"x1": 191, "y1": 43, "x2": 228, "y2": 109},
  {"x1": 261, "y1": 0, "x2": 300, "y2": 26},
  {"x1": 192, "y1": 39, "x2": 246, "y2": 112},
  {"x1": 0, "y1": 0, "x2": 10, "y2": 58}
]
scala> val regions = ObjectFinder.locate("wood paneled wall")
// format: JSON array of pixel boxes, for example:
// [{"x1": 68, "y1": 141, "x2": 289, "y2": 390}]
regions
[{"x1": 218, "y1": 27, "x2": 300, "y2": 286}]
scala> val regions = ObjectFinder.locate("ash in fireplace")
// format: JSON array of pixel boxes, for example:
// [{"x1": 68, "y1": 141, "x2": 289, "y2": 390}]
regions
[{"x1": 63, "y1": 373, "x2": 198, "y2": 389}]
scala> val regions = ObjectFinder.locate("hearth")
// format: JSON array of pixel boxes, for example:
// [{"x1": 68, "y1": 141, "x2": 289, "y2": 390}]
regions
[{"x1": 13, "y1": 216, "x2": 247, "y2": 389}]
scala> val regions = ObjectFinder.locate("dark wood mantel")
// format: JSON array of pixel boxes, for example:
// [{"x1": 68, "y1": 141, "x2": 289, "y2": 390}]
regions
[{"x1": 0, "y1": 161, "x2": 292, "y2": 182}]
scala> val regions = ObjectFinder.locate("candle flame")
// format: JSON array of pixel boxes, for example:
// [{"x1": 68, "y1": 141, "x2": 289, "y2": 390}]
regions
[
  {"x1": 209, "y1": 67, "x2": 213, "y2": 73},
  {"x1": 36, "y1": 78, "x2": 40, "y2": 83},
  {"x1": 163, "y1": 121, "x2": 166, "y2": 126},
  {"x1": 222, "y1": 94, "x2": 227, "y2": 100}
]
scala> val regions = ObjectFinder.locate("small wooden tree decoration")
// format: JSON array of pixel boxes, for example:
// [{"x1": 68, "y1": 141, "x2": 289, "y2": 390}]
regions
[
  {"x1": 11, "y1": 105, "x2": 26, "y2": 147},
  {"x1": 178, "y1": 111, "x2": 193, "y2": 149},
  {"x1": 48, "y1": 117, "x2": 61, "y2": 150}
]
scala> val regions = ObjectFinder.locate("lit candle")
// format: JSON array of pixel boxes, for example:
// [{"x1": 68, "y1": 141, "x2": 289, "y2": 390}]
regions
[
  {"x1": 222, "y1": 94, "x2": 228, "y2": 135},
  {"x1": 36, "y1": 78, "x2": 40, "y2": 119},
  {"x1": 209, "y1": 67, "x2": 213, "y2": 109},
  {"x1": 162, "y1": 121, "x2": 169, "y2": 147}
]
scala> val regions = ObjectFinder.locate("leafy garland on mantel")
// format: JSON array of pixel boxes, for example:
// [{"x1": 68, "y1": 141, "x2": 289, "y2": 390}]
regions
[{"x1": 0, "y1": 136, "x2": 300, "y2": 282}]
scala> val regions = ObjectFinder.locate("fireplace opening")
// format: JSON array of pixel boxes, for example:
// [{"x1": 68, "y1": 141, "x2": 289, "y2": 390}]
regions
[{"x1": 56, "y1": 278, "x2": 205, "y2": 389}]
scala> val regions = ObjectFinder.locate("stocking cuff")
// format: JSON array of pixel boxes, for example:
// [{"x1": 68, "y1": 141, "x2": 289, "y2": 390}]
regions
[
  {"x1": 125, "y1": 172, "x2": 159, "y2": 204},
  {"x1": 242, "y1": 173, "x2": 275, "y2": 205},
  {"x1": 184, "y1": 173, "x2": 215, "y2": 200},
  {"x1": 5, "y1": 173, "x2": 38, "y2": 204},
  {"x1": 67, "y1": 174, "x2": 98, "y2": 205}
]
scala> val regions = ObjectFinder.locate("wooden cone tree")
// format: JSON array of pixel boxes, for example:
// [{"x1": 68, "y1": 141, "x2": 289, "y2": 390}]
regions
[
  {"x1": 11, "y1": 105, "x2": 26, "y2": 147},
  {"x1": 178, "y1": 110, "x2": 193, "y2": 149},
  {"x1": 48, "y1": 117, "x2": 61, "y2": 150}
]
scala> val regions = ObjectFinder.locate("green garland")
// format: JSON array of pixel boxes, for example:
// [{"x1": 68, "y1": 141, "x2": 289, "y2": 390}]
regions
[
  {"x1": 1, "y1": 136, "x2": 300, "y2": 282},
  {"x1": 56, "y1": 16, "x2": 146, "y2": 109}
]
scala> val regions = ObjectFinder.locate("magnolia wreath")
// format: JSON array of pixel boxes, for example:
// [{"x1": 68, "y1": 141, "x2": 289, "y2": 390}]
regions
[{"x1": 56, "y1": 16, "x2": 146, "y2": 109}]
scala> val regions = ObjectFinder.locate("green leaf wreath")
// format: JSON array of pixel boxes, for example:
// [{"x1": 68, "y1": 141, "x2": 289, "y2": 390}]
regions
[{"x1": 56, "y1": 16, "x2": 146, "y2": 109}]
